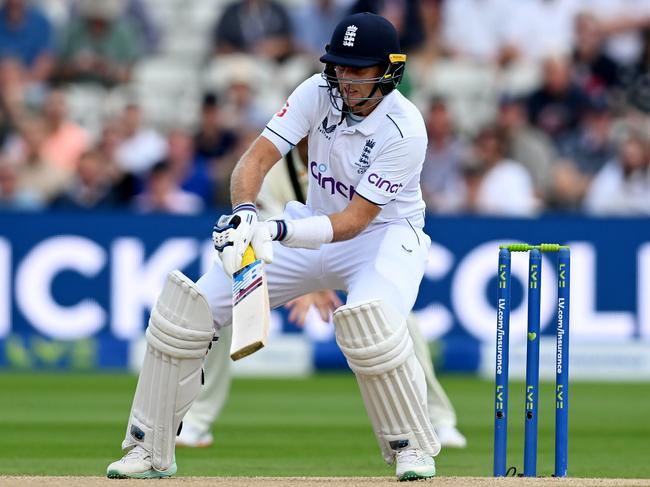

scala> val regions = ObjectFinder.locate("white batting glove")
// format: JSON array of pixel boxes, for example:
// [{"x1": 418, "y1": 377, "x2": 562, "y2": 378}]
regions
[
  {"x1": 212, "y1": 203, "x2": 258, "y2": 276},
  {"x1": 250, "y1": 222, "x2": 274, "y2": 265}
]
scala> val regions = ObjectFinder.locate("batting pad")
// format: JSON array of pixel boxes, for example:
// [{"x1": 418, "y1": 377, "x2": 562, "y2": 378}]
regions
[
  {"x1": 334, "y1": 300, "x2": 440, "y2": 463},
  {"x1": 123, "y1": 271, "x2": 215, "y2": 471}
]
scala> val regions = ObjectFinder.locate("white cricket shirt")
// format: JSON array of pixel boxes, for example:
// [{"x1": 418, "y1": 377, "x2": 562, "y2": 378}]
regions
[{"x1": 262, "y1": 74, "x2": 427, "y2": 229}]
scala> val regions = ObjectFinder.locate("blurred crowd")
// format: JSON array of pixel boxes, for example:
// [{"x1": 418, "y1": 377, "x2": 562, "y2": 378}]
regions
[{"x1": 0, "y1": 0, "x2": 649, "y2": 216}]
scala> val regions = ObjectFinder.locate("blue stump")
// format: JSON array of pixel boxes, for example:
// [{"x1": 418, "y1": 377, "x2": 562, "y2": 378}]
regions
[
  {"x1": 493, "y1": 248, "x2": 511, "y2": 476},
  {"x1": 524, "y1": 249, "x2": 542, "y2": 477}
]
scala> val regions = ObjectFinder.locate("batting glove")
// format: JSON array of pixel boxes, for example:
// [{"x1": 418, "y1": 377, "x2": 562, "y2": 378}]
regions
[{"x1": 212, "y1": 203, "x2": 258, "y2": 276}]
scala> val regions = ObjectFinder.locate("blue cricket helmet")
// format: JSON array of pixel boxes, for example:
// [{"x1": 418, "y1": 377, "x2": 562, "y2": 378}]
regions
[
  {"x1": 320, "y1": 12, "x2": 401, "y2": 68},
  {"x1": 320, "y1": 12, "x2": 407, "y2": 112}
]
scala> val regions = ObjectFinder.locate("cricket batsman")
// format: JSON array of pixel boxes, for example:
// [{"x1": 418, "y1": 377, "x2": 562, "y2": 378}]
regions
[
  {"x1": 108, "y1": 12, "x2": 441, "y2": 481},
  {"x1": 178, "y1": 142, "x2": 466, "y2": 451}
]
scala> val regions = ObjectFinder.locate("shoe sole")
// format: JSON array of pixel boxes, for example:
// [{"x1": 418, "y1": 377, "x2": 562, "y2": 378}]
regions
[
  {"x1": 107, "y1": 463, "x2": 177, "y2": 479},
  {"x1": 398, "y1": 470, "x2": 436, "y2": 481}
]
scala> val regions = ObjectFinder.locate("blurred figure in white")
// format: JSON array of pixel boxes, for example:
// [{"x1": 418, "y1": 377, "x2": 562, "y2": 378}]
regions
[
  {"x1": 583, "y1": 0, "x2": 650, "y2": 66},
  {"x1": 115, "y1": 103, "x2": 167, "y2": 177},
  {"x1": 584, "y1": 133, "x2": 650, "y2": 215},
  {"x1": 501, "y1": 0, "x2": 583, "y2": 63},
  {"x1": 441, "y1": 0, "x2": 511, "y2": 63},
  {"x1": 460, "y1": 125, "x2": 538, "y2": 215}
]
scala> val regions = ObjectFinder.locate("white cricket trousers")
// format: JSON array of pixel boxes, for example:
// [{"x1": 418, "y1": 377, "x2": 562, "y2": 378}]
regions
[
  {"x1": 197, "y1": 203, "x2": 430, "y2": 330},
  {"x1": 187, "y1": 202, "x2": 458, "y2": 439}
]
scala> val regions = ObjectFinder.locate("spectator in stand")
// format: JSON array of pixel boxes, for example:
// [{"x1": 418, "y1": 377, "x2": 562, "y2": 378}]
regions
[
  {"x1": 69, "y1": 0, "x2": 160, "y2": 54},
  {"x1": 11, "y1": 118, "x2": 70, "y2": 203},
  {"x1": 413, "y1": 0, "x2": 443, "y2": 63},
  {"x1": 0, "y1": 159, "x2": 42, "y2": 209},
  {"x1": 194, "y1": 93, "x2": 238, "y2": 161},
  {"x1": 572, "y1": 12, "x2": 622, "y2": 94},
  {"x1": 51, "y1": 149, "x2": 117, "y2": 210},
  {"x1": 460, "y1": 126, "x2": 538, "y2": 215},
  {"x1": 527, "y1": 56, "x2": 589, "y2": 145},
  {"x1": 219, "y1": 69, "x2": 270, "y2": 137},
  {"x1": 498, "y1": 96, "x2": 556, "y2": 197},
  {"x1": 349, "y1": 0, "x2": 425, "y2": 53},
  {"x1": 39, "y1": 88, "x2": 89, "y2": 173},
  {"x1": 119, "y1": 0, "x2": 159, "y2": 54},
  {"x1": 4, "y1": 88, "x2": 90, "y2": 175},
  {"x1": 292, "y1": 0, "x2": 347, "y2": 56},
  {"x1": 213, "y1": 0, "x2": 294, "y2": 63},
  {"x1": 419, "y1": 98, "x2": 467, "y2": 213},
  {"x1": 164, "y1": 129, "x2": 213, "y2": 207},
  {"x1": 58, "y1": 0, "x2": 142, "y2": 87},
  {"x1": 95, "y1": 119, "x2": 136, "y2": 206},
  {"x1": 552, "y1": 96, "x2": 616, "y2": 209},
  {"x1": 0, "y1": 0, "x2": 54, "y2": 100},
  {"x1": 114, "y1": 103, "x2": 167, "y2": 177},
  {"x1": 585, "y1": 0, "x2": 650, "y2": 67},
  {"x1": 559, "y1": 95, "x2": 615, "y2": 175},
  {"x1": 194, "y1": 93, "x2": 239, "y2": 205},
  {"x1": 584, "y1": 132, "x2": 650, "y2": 214},
  {"x1": 501, "y1": 0, "x2": 582, "y2": 63},
  {"x1": 133, "y1": 161, "x2": 203, "y2": 215},
  {"x1": 441, "y1": 0, "x2": 510, "y2": 63},
  {"x1": 628, "y1": 27, "x2": 650, "y2": 85}
]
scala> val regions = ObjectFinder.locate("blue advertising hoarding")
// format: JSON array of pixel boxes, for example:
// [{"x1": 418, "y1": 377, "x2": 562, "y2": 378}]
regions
[{"x1": 1, "y1": 212, "x2": 649, "y2": 378}]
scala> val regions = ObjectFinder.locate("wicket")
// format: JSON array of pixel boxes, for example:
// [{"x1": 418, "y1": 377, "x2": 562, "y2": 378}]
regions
[{"x1": 493, "y1": 243, "x2": 571, "y2": 477}]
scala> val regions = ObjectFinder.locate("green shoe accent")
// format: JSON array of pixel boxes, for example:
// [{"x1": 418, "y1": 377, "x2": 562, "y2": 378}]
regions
[
  {"x1": 107, "y1": 462, "x2": 177, "y2": 479},
  {"x1": 398, "y1": 469, "x2": 436, "y2": 481}
]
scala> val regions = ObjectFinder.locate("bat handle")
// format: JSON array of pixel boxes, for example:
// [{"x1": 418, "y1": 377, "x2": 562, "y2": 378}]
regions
[{"x1": 241, "y1": 245, "x2": 256, "y2": 267}]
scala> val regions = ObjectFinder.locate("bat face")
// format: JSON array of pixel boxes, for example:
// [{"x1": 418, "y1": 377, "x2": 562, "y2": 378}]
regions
[{"x1": 230, "y1": 256, "x2": 270, "y2": 361}]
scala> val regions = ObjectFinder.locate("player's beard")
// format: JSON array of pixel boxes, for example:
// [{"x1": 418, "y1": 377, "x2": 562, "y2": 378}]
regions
[{"x1": 341, "y1": 85, "x2": 382, "y2": 116}]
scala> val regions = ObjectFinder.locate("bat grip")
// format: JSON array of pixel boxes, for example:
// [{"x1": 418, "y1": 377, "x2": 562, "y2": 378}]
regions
[{"x1": 241, "y1": 245, "x2": 256, "y2": 267}]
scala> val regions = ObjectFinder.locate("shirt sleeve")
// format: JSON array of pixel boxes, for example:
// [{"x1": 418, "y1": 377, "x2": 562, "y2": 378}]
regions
[
  {"x1": 262, "y1": 76, "x2": 319, "y2": 156},
  {"x1": 355, "y1": 135, "x2": 427, "y2": 206}
]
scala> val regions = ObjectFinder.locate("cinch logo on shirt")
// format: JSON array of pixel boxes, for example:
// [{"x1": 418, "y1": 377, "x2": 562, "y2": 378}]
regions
[
  {"x1": 368, "y1": 172, "x2": 403, "y2": 193},
  {"x1": 310, "y1": 161, "x2": 355, "y2": 200}
]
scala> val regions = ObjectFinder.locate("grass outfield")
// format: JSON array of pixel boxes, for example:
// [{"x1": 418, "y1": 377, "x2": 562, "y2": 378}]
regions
[{"x1": 0, "y1": 373, "x2": 648, "y2": 478}]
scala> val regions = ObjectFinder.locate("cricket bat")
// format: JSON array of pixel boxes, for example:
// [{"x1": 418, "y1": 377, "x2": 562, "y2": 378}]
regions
[{"x1": 230, "y1": 245, "x2": 270, "y2": 361}]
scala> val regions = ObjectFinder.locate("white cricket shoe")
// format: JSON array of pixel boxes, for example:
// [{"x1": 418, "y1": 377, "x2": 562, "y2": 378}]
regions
[
  {"x1": 176, "y1": 423, "x2": 214, "y2": 448},
  {"x1": 436, "y1": 425, "x2": 467, "y2": 449},
  {"x1": 106, "y1": 445, "x2": 177, "y2": 479},
  {"x1": 395, "y1": 448, "x2": 436, "y2": 481}
]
